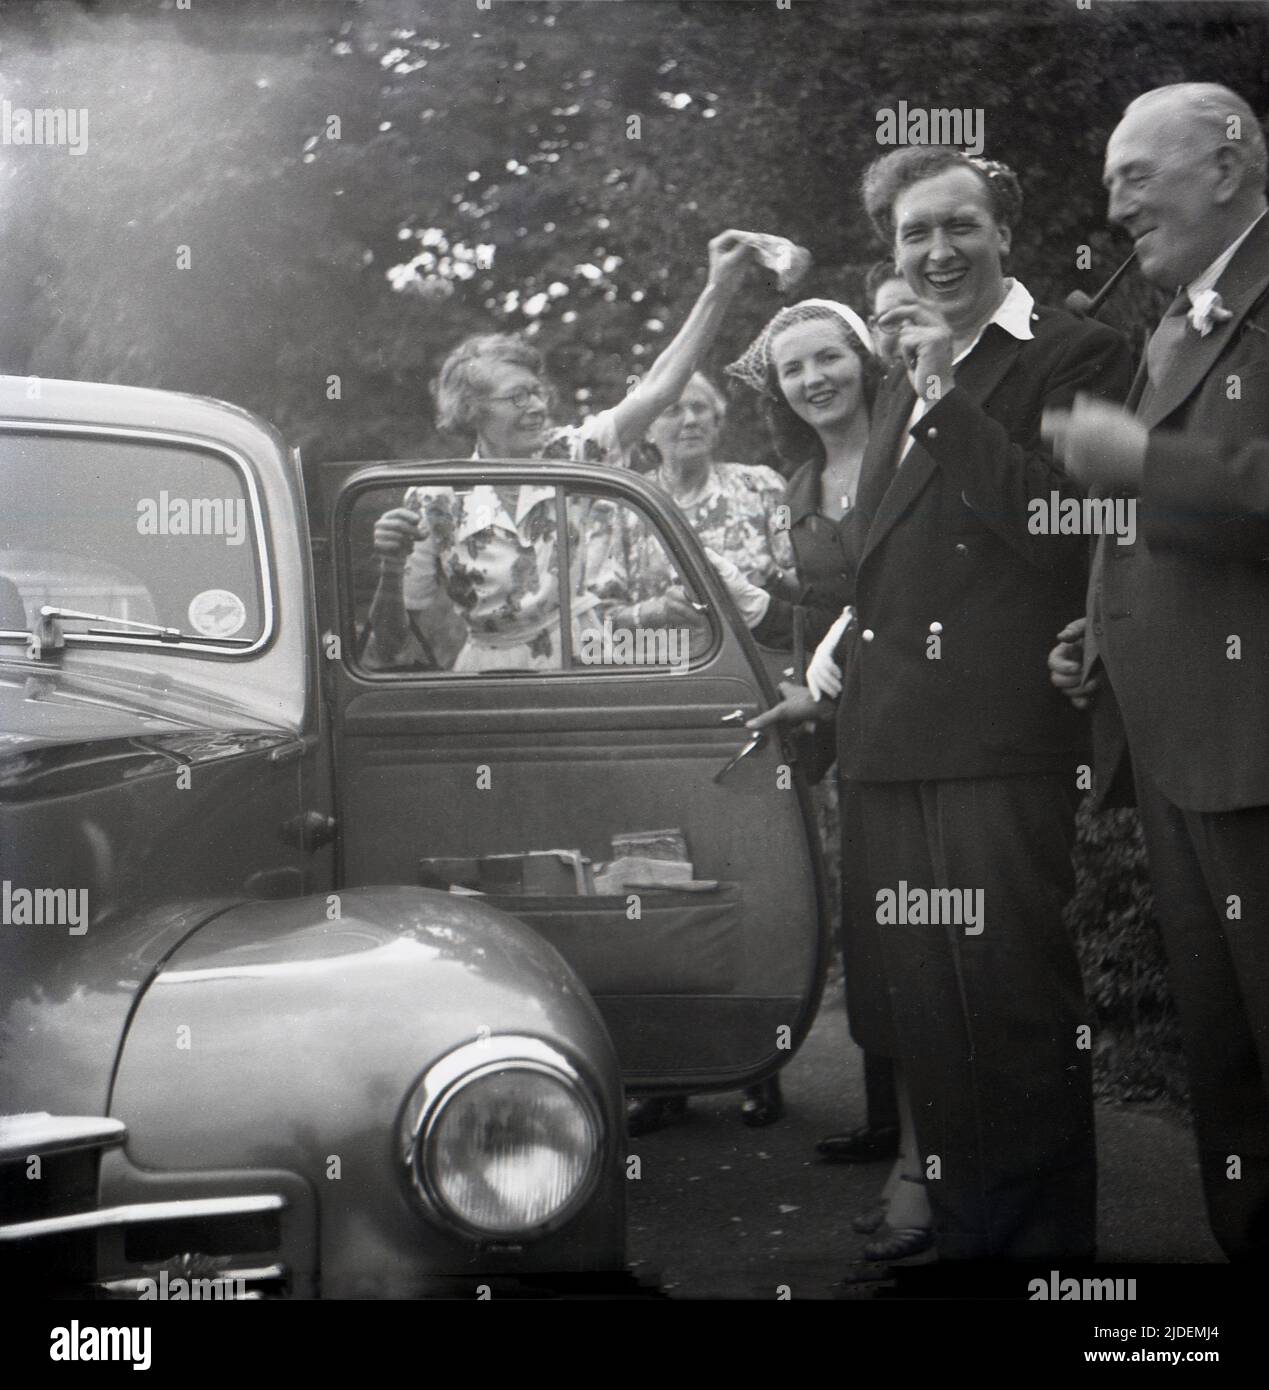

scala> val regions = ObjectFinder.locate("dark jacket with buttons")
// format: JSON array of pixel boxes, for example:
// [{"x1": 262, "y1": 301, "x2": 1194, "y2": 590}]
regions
[{"x1": 834, "y1": 303, "x2": 1133, "y2": 782}]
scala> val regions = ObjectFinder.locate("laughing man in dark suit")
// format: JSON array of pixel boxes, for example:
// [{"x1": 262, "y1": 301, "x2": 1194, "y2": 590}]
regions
[
  {"x1": 1046, "y1": 83, "x2": 1269, "y2": 1263},
  {"x1": 756, "y1": 146, "x2": 1133, "y2": 1266}
]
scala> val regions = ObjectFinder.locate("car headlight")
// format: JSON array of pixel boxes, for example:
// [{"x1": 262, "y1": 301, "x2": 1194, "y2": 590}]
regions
[{"x1": 401, "y1": 1036, "x2": 604, "y2": 1240}]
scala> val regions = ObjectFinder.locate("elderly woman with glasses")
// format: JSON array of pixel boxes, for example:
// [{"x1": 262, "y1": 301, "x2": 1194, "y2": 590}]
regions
[{"x1": 367, "y1": 231, "x2": 766, "y2": 672}]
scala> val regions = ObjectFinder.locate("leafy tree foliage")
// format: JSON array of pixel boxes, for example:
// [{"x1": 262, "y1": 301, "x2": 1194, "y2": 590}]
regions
[{"x1": 3, "y1": 0, "x2": 1264, "y2": 467}]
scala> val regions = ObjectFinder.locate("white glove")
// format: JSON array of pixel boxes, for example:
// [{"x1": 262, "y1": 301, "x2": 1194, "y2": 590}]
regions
[
  {"x1": 703, "y1": 547, "x2": 771, "y2": 629},
  {"x1": 807, "y1": 605, "x2": 853, "y2": 701}
]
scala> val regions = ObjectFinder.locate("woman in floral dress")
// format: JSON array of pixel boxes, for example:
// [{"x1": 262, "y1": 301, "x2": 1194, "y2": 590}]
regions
[{"x1": 366, "y1": 231, "x2": 764, "y2": 669}]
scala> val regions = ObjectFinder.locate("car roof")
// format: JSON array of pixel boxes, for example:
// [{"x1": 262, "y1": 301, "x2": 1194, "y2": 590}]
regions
[{"x1": 0, "y1": 375, "x2": 291, "y2": 471}]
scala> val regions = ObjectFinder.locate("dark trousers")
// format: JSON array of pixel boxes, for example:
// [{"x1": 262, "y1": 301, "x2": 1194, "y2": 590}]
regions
[
  {"x1": 853, "y1": 774, "x2": 1095, "y2": 1262},
  {"x1": 863, "y1": 1052, "x2": 899, "y2": 1133},
  {"x1": 837, "y1": 780, "x2": 900, "y2": 1130},
  {"x1": 1134, "y1": 765, "x2": 1269, "y2": 1261}
]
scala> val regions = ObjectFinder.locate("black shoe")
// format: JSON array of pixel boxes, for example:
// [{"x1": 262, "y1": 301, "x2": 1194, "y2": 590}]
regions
[
  {"x1": 626, "y1": 1095, "x2": 689, "y2": 1137},
  {"x1": 851, "y1": 1203, "x2": 888, "y2": 1235},
  {"x1": 740, "y1": 1076, "x2": 784, "y2": 1128},
  {"x1": 863, "y1": 1224, "x2": 935, "y2": 1263},
  {"x1": 839, "y1": 1238, "x2": 937, "y2": 1288},
  {"x1": 816, "y1": 1124, "x2": 900, "y2": 1163}
]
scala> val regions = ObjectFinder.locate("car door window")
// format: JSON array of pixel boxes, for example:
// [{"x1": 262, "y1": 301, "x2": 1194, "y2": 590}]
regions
[{"x1": 350, "y1": 478, "x2": 715, "y2": 676}]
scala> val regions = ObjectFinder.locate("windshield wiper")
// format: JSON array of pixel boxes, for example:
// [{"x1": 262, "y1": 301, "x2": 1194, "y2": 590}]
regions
[
  {"x1": 25, "y1": 607, "x2": 253, "y2": 660},
  {"x1": 39, "y1": 606, "x2": 185, "y2": 639}
]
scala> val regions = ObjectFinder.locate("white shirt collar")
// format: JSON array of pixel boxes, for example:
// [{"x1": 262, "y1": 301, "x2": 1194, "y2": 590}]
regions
[
  {"x1": 1186, "y1": 209, "x2": 1268, "y2": 304},
  {"x1": 898, "y1": 280, "x2": 1036, "y2": 463},
  {"x1": 465, "y1": 447, "x2": 553, "y2": 531},
  {"x1": 952, "y1": 277, "x2": 1035, "y2": 363}
]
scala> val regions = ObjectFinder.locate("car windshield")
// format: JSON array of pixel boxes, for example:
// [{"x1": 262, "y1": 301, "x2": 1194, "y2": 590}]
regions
[{"x1": 0, "y1": 431, "x2": 266, "y2": 650}]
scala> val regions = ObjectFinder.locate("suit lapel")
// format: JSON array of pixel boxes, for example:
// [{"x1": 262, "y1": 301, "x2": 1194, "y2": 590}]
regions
[
  {"x1": 1139, "y1": 214, "x2": 1269, "y2": 428},
  {"x1": 1126, "y1": 356, "x2": 1151, "y2": 413},
  {"x1": 952, "y1": 324, "x2": 1024, "y2": 405},
  {"x1": 853, "y1": 369, "x2": 915, "y2": 526},
  {"x1": 862, "y1": 325, "x2": 1023, "y2": 559}
]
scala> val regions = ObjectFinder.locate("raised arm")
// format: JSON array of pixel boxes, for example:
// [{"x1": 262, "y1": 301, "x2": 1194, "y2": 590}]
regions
[{"x1": 607, "y1": 231, "x2": 758, "y2": 453}]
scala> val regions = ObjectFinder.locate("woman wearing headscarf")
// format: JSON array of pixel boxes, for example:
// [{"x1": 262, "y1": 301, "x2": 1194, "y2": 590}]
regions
[
  {"x1": 726, "y1": 298, "x2": 884, "y2": 654},
  {"x1": 727, "y1": 296, "x2": 933, "y2": 1256}
]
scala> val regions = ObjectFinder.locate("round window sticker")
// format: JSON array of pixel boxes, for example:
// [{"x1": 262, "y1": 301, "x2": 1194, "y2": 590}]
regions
[{"x1": 188, "y1": 589, "x2": 247, "y2": 639}]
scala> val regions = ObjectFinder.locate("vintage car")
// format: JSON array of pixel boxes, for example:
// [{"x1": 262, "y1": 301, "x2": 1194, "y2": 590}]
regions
[{"x1": 0, "y1": 375, "x2": 827, "y2": 1298}]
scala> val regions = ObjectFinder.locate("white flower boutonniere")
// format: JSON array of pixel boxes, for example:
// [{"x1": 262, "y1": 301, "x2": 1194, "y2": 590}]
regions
[{"x1": 1188, "y1": 289, "x2": 1233, "y2": 337}]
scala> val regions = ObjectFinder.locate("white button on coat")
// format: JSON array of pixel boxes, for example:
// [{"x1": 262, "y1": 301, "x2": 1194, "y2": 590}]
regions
[
  {"x1": 861, "y1": 629, "x2": 875, "y2": 642},
  {"x1": 929, "y1": 622, "x2": 943, "y2": 634}
]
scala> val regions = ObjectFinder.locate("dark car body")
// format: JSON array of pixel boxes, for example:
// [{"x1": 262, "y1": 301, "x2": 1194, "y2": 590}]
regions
[{"x1": 0, "y1": 376, "x2": 827, "y2": 1297}]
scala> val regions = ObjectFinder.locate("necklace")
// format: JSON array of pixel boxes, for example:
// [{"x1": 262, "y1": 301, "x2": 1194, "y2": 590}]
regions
[{"x1": 822, "y1": 462, "x2": 859, "y2": 520}]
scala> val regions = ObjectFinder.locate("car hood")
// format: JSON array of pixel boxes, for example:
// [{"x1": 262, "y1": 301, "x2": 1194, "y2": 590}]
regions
[
  {"x1": 0, "y1": 665, "x2": 199, "y2": 749},
  {"x1": 0, "y1": 658, "x2": 289, "y2": 754}
]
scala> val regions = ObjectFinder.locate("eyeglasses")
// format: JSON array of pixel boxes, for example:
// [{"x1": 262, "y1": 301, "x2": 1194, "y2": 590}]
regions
[{"x1": 485, "y1": 384, "x2": 549, "y2": 411}]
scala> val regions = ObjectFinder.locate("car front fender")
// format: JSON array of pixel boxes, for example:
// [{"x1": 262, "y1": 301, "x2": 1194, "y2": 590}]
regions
[{"x1": 106, "y1": 885, "x2": 626, "y2": 1295}]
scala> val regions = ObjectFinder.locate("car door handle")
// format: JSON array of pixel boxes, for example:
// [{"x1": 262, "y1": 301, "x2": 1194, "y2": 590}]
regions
[{"x1": 713, "y1": 729, "x2": 765, "y2": 783}]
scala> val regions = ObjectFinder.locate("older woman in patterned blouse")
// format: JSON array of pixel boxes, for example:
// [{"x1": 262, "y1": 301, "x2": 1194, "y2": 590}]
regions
[
  {"x1": 367, "y1": 231, "x2": 765, "y2": 671},
  {"x1": 635, "y1": 371, "x2": 797, "y2": 604}
]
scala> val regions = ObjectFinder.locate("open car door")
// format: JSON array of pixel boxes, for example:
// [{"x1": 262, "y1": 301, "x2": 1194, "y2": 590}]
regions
[{"x1": 327, "y1": 459, "x2": 828, "y2": 1094}]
